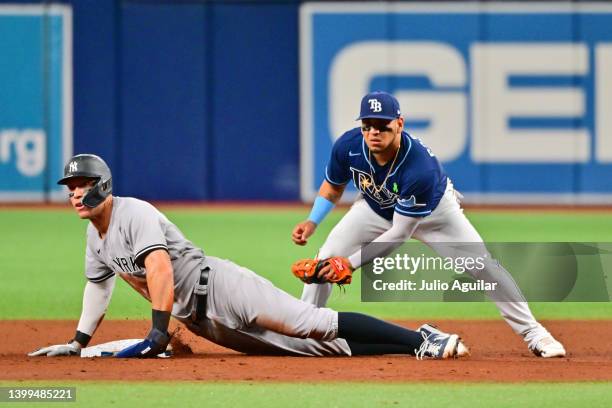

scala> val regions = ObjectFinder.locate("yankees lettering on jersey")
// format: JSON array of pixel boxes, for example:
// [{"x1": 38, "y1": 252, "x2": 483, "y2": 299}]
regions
[
  {"x1": 325, "y1": 129, "x2": 448, "y2": 220},
  {"x1": 112, "y1": 256, "x2": 139, "y2": 273}
]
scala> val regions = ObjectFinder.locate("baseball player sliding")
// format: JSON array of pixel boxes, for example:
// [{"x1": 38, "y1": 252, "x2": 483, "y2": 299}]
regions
[
  {"x1": 292, "y1": 91, "x2": 566, "y2": 358},
  {"x1": 29, "y1": 154, "x2": 469, "y2": 359}
]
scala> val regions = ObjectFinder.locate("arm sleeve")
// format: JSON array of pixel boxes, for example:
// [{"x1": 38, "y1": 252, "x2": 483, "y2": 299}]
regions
[
  {"x1": 127, "y1": 203, "x2": 168, "y2": 267},
  {"x1": 348, "y1": 211, "x2": 420, "y2": 269},
  {"x1": 394, "y1": 170, "x2": 440, "y2": 218},
  {"x1": 325, "y1": 139, "x2": 351, "y2": 186},
  {"x1": 76, "y1": 274, "x2": 116, "y2": 336}
]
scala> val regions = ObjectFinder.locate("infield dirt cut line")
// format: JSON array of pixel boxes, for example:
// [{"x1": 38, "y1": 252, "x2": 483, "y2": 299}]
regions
[{"x1": 2, "y1": 320, "x2": 610, "y2": 382}]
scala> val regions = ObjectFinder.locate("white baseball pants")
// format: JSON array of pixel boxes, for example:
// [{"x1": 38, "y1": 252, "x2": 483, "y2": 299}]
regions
[{"x1": 301, "y1": 180, "x2": 550, "y2": 346}]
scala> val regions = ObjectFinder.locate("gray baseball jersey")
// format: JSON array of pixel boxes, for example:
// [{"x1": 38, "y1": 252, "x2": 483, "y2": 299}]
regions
[
  {"x1": 85, "y1": 196, "x2": 350, "y2": 356},
  {"x1": 85, "y1": 196, "x2": 201, "y2": 318}
]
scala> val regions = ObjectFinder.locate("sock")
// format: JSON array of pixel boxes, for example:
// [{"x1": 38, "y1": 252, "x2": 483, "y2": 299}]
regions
[
  {"x1": 338, "y1": 312, "x2": 424, "y2": 355},
  {"x1": 346, "y1": 341, "x2": 417, "y2": 356}
]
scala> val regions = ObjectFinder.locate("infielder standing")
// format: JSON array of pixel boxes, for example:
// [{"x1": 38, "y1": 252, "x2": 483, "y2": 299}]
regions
[
  {"x1": 292, "y1": 91, "x2": 565, "y2": 358},
  {"x1": 29, "y1": 154, "x2": 469, "y2": 359}
]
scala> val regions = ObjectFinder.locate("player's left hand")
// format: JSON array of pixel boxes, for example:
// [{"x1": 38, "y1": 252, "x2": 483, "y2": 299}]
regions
[
  {"x1": 28, "y1": 342, "x2": 80, "y2": 357},
  {"x1": 115, "y1": 328, "x2": 170, "y2": 358}
]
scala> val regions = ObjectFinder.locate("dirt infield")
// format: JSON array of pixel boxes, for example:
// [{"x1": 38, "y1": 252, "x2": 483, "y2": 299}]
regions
[{"x1": 2, "y1": 320, "x2": 611, "y2": 383}]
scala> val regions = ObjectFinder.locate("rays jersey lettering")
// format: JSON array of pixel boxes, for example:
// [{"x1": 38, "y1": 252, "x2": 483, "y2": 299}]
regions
[
  {"x1": 325, "y1": 129, "x2": 448, "y2": 221},
  {"x1": 350, "y1": 167, "x2": 397, "y2": 209}
]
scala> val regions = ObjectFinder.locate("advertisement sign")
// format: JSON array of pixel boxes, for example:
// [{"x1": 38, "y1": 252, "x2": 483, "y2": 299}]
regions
[
  {"x1": 300, "y1": 2, "x2": 612, "y2": 204},
  {"x1": 0, "y1": 5, "x2": 72, "y2": 202}
]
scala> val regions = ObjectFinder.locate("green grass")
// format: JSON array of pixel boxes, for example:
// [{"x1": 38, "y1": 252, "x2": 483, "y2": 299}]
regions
[
  {"x1": 2, "y1": 210, "x2": 611, "y2": 406},
  {"x1": 0, "y1": 381, "x2": 610, "y2": 407},
  {"x1": 1, "y1": 208, "x2": 611, "y2": 319}
]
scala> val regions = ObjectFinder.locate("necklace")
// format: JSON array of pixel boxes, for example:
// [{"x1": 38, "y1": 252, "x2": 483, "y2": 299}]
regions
[{"x1": 368, "y1": 138, "x2": 401, "y2": 195}]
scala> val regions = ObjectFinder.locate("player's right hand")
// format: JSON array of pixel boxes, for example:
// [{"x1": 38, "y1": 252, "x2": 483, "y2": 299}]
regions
[
  {"x1": 292, "y1": 220, "x2": 317, "y2": 246},
  {"x1": 28, "y1": 343, "x2": 80, "y2": 357}
]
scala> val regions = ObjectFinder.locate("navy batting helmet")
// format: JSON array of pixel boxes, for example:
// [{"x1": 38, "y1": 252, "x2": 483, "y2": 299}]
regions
[{"x1": 57, "y1": 154, "x2": 112, "y2": 208}]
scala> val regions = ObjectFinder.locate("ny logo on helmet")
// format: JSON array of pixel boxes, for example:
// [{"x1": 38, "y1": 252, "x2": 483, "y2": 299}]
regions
[
  {"x1": 69, "y1": 161, "x2": 78, "y2": 172},
  {"x1": 368, "y1": 99, "x2": 382, "y2": 112}
]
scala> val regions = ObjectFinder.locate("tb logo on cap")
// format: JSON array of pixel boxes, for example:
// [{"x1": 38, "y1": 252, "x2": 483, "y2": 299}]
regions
[{"x1": 368, "y1": 99, "x2": 382, "y2": 112}]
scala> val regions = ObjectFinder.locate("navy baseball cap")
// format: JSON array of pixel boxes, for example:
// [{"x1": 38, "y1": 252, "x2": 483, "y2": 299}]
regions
[{"x1": 356, "y1": 91, "x2": 402, "y2": 121}]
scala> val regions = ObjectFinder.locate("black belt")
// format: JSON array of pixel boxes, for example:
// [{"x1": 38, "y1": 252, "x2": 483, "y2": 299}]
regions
[{"x1": 193, "y1": 266, "x2": 210, "y2": 322}]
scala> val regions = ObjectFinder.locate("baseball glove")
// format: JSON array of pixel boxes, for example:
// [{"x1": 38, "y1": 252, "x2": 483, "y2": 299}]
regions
[{"x1": 291, "y1": 257, "x2": 353, "y2": 285}]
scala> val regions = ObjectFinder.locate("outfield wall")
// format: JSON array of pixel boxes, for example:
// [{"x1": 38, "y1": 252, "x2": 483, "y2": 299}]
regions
[{"x1": 1, "y1": 1, "x2": 611, "y2": 204}]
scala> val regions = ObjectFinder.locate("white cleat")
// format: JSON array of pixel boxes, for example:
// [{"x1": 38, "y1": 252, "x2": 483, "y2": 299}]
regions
[{"x1": 531, "y1": 336, "x2": 566, "y2": 358}]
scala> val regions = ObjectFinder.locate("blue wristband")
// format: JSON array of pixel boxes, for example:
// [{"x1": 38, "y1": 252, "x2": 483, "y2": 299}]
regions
[{"x1": 307, "y1": 196, "x2": 335, "y2": 225}]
